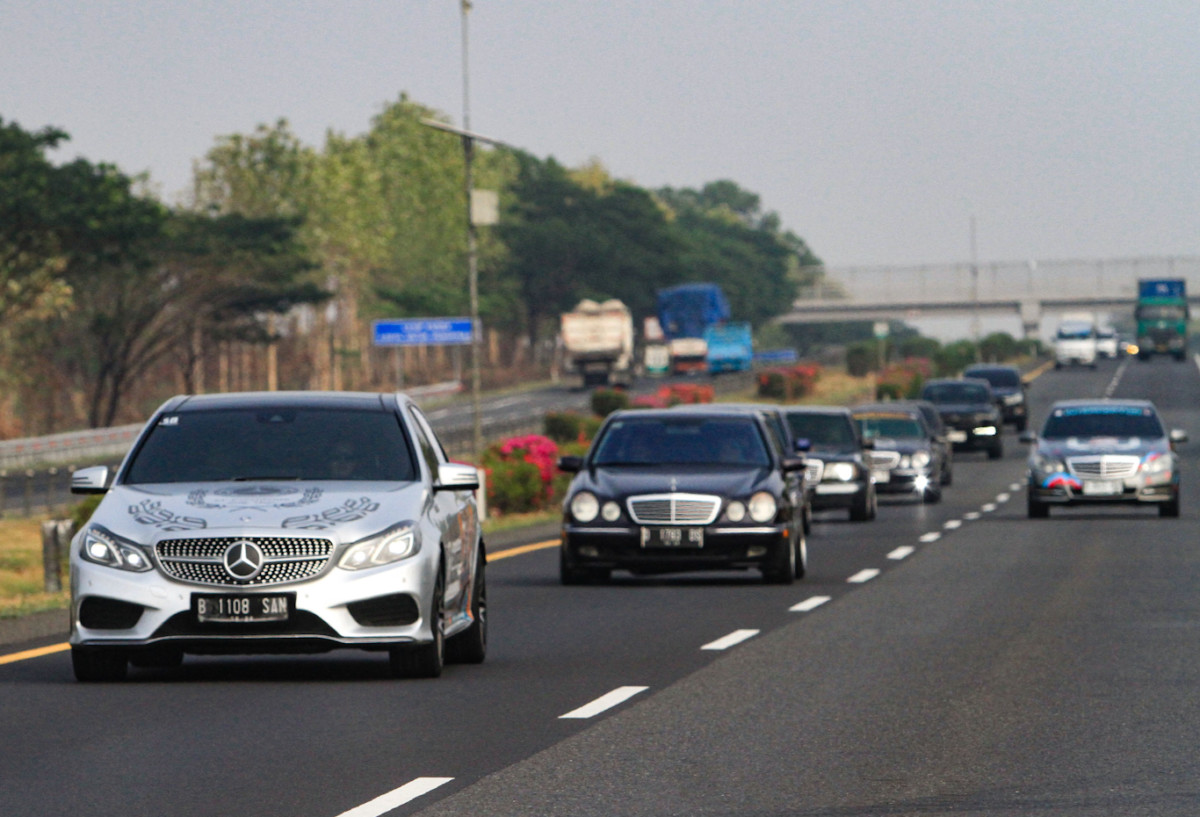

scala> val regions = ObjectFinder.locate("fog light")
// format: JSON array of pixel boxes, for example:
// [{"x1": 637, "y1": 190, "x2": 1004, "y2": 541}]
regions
[
  {"x1": 747, "y1": 546, "x2": 767, "y2": 558},
  {"x1": 579, "y1": 546, "x2": 600, "y2": 558}
]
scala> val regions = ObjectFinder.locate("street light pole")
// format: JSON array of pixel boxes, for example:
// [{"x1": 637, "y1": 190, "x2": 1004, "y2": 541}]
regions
[{"x1": 461, "y1": 0, "x2": 482, "y2": 461}]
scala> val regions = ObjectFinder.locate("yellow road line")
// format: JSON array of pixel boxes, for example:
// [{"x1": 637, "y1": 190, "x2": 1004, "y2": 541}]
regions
[
  {"x1": 0, "y1": 642, "x2": 69, "y2": 665},
  {"x1": 489, "y1": 538, "x2": 561, "y2": 561},
  {"x1": 0, "y1": 538, "x2": 562, "y2": 666}
]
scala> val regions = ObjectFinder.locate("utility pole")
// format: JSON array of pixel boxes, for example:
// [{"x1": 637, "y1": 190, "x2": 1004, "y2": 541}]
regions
[{"x1": 970, "y1": 215, "x2": 980, "y2": 349}]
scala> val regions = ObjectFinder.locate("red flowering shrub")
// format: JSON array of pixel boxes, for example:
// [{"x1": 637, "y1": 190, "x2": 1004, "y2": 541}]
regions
[
  {"x1": 757, "y1": 363, "x2": 822, "y2": 400},
  {"x1": 875, "y1": 357, "x2": 933, "y2": 400},
  {"x1": 481, "y1": 434, "x2": 561, "y2": 514}
]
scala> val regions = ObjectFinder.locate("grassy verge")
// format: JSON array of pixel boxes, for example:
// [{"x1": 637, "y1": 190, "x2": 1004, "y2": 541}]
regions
[{"x1": 0, "y1": 516, "x2": 69, "y2": 619}]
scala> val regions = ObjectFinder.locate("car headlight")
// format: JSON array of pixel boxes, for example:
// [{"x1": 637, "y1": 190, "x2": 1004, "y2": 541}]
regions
[
  {"x1": 339, "y1": 523, "x2": 418, "y2": 570},
  {"x1": 1004, "y1": 393, "x2": 1024, "y2": 405},
  {"x1": 725, "y1": 500, "x2": 747, "y2": 522},
  {"x1": 825, "y1": 462, "x2": 856, "y2": 482},
  {"x1": 569, "y1": 491, "x2": 600, "y2": 523},
  {"x1": 1032, "y1": 454, "x2": 1065, "y2": 474},
  {"x1": 600, "y1": 501, "x2": 622, "y2": 521},
  {"x1": 79, "y1": 526, "x2": 153, "y2": 572},
  {"x1": 910, "y1": 450, "x2": 931, "y2": 469},
  {"x1": 1142, "y1": 453, "x2": 1172, "y2": 475},
  {"x1": 748, "y1": 492, "x2": 777, "y2": 523}
]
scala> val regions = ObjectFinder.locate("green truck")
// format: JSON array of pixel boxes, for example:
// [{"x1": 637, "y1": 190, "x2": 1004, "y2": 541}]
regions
[{"x1": 1135, "y1": 278, "x2": 1189, "y2": 360}]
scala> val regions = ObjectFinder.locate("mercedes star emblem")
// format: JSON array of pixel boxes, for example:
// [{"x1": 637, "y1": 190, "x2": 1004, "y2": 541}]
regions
[{"x1": 223, "y1": 540, "x2": 265, "y2": 581}]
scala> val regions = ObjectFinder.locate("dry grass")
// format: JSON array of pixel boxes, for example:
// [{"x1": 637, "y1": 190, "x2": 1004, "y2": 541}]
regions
[{"x1": 0, "y1": 516, "x2": 69, "y2": 618}]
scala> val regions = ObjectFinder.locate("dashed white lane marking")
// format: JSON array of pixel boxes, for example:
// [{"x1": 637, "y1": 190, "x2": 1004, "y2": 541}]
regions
[
  {"x1": 1103, "y1": 357, "x2": 1130, "y2": 398},
  {"x1": 981, "y1": 503, "x2": 997, "y2": 513},
  {"x1": 848, "y1": 568, "x2": 880, "y2": 583},
  {"x1": 559, "y1": 686, "x2": 649, "y2": 719},
  {"x1": 790, "y1": 595, "x2": 832, "y2": 612},
  {"x1": 1009, "y1": 483, "x2": 1022, "y2": 492},
  {"x1": 702, "y1": 629, "x2": 760, "y2": 651},
  {"x1": 944, "y1": 519, "x2": 963, "y2": 530},
  {"x1": 337, "y1": 778, "x2": 454, "y2": 817},
  {"x1": 996, "y1": 492, "x2": 1011, "y2": 503},
  {"x1": 919, "y1": 532, "x2": 942, "y2": 543},
  {"x1": 888, "y1": 546, "x2": 915, "y2": 560},
  {"x1": 964, "y1": 511, "x2": 981, "y2": 521}
]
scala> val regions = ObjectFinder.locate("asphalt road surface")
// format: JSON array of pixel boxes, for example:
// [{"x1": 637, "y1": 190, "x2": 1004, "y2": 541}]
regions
[{"x1": 3, "y1": 356, "x2": 1200, "y2": 816}]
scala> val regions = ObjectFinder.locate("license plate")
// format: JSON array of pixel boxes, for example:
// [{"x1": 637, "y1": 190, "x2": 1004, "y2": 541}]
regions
[
  {"x1": 641, "y1": 527, "x2": 704, "y2": 548},
  {"x1": 872, "y1": 469, "x2": 891, "y2": 483},
  {"x1": 948, "y1": 430, "x2": 968, "y2": 443},
  {"x1": 1081, "y1": 480, "x2": 1123, "y2": 496},
  {"x1": 194, "y1": 593, "x2": 292, "y2": 623}
]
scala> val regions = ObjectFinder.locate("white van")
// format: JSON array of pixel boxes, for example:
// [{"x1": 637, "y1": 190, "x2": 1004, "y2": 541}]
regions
[{"x1": 1054, "y1": 317, "x2": 1098, "y2": 368}]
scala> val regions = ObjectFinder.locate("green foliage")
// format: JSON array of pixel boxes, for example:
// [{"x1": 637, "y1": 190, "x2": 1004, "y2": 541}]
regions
[
  {"x1": 978, "y1": 332, "x2": 1021, "y2": 362},
  {"x1": 934, "y1": 340, "x2": 979, "y2": 375},
  {"x1": 71, "y1": 496, "x2": 102, "y2": 531},
  {"x1": 590, "y1": 388, "x2": 631, "y2": 417},
  {"x1": 756, "y1": 364, "x2": 821, "y2": 400},
  {"x1": 544, "y1": 411, "x2": 602, "y2": 443},
  {"x1": 846, "y1": 340, "x2": 886, "y2": 376},
  {"x1": 875, "y1": 358, "x2": 933, "y2": 400},
  {"x1": 483, "y1": 457, "x2": 544, "y2": 515}
]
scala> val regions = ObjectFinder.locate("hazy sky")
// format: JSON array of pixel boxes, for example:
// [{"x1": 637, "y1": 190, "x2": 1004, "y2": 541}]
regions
[{"x1": 4, "y1": 1, "x2": 1198, "y2": 267}]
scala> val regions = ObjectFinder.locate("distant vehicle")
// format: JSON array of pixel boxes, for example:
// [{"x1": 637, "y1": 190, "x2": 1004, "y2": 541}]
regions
[
  {"x1": 920, "y1": 378, "x2": 1004, "y2": 459},
  {"x1": 1023, "y1": 399, "x2": 1187, "y2": 518},
  {"x1": 656, "y1": 283, "x2": 731, "y2": 375},
  {"x1": 782, "y1": 406, "x2": 877, "y2": 521},
  {"x1": 557, "y1": 408, "x2": 808, "y2": 583},
  {"x1": 560, "y1": 298, "x2": 635, "y2": 387},
  {"x1": 1054, "y1": 313, "x2": 1099, "y2": 369},
  {"x1": 898, "y1": 399, "x2": 955, "y2": 485},
  {"x1": 1095, "y1": 327, "x2": 1120, "y2": 359},
  {"x1": 704, "y1": 321, "x2": 753, "y2": 373},
  {"x1": 68, "y1": 391, "x2": 485, "y2": 681},
  {"x1": 1135, "y1": 278, "x2": 1188, "y2": 361},
  {"x1": 850, "y1": 403, "x2": 945, "y2": 503},
  {"x1": 962, "y1": 363, "x2": 1028, "y2": 431}
]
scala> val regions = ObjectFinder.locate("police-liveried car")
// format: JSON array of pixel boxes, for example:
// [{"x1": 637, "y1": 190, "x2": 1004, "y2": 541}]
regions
[
  {"x1": 1023, "y1": 399, "x2": 1187, "y2": 518},
  {"x1": 68, "y1": 391, "x2": 485, "y2": 681}
]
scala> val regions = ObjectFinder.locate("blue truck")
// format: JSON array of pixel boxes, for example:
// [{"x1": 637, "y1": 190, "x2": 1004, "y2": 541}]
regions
[
  {"x1": 656, "y1": 283, "x2": 733, "y2": 375},
  {"x1": 704, "y1": 321, "x2": 754, "y2": 373}
]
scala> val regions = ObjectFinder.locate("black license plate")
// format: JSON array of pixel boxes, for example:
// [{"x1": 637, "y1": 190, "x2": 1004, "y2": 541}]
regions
[
  {"x1": 640, "y1": 527, "x2": 705, "y2": 548},
  {"x1": 193, "y1": 593, "x2": 293, "y2": 623}
]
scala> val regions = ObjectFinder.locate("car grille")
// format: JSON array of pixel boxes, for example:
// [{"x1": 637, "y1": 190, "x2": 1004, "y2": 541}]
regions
[
  {"x1": 804, "y1": 459, "x2": 825, "y2": 484},
  {"x1": 866, "y1": 450, "x2": 901, "y2": 470},
  {"x1": 627, "y1": 494, "x2": 721, "y2": 525},
  {"x1": 156, "y1": 537, "x2": 335, "y2": 587},
  {"x1": 1068, "y1": 456, "x2": 1141, "y2": 480}
]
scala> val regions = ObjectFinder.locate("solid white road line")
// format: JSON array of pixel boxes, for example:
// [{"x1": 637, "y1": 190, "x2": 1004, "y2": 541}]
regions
[
  {"x1": 337, "y1": 778, "x2": 454, "y2": 817},
  {"x1": 790, "y1": 595, "x2": 832, "y2": 612},
  {"x1": 701, "y1": 629, "x2": 760, "y2": 651},
  {"x1": 559, "y1": 686, "x2": 649, "y2": 719},
  {"x1": 943, "y1": 519, "x2": 962, "y2": 530},
  {"x1": 847, "y1": 568, "x2": 880, "y2": 583},
  {"x1": 919, "y1": 532, "x2": 941, "y2": 543},
  {"x1": 888, "y1": 546, "x2": 915, "y2": 560}
]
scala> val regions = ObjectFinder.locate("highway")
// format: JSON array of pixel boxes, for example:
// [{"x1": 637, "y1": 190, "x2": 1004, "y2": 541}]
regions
[{"x1": 3, "y1": 356, "x2": 1199, "y2": 816}]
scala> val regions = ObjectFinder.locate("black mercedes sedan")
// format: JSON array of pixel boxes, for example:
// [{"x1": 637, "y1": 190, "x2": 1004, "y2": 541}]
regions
[
  {"x1": 920, "y1": 377, "x2": 1004, "y2": 459},
  {"x1": 557, "y1": 408, "x2": 808, "y2": 584}
]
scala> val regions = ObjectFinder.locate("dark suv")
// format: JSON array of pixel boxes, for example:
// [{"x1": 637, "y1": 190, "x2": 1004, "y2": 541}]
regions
[
  {"x1": 920, "y1": 378, "x2": 1004, "y2": 459},
  {"x1": 782, "y1": 406, "x2": 876, "y2": 522},
  {"x1": 963, "y1": 364, "x2": 1028, "y2": 431}
]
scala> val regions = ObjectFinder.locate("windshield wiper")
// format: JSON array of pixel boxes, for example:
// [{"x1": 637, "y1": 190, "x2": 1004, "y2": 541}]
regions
[{"x1": 231, "y1": 475, "x2": 303, "y2": 481}]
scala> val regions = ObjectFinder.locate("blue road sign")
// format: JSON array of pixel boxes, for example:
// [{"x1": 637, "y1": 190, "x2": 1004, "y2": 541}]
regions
[
  {"x1": 372, "y1": 318, "x2": 475, "y2": 347},
  {"x1": 753, "y1": 348, "x2": 799, "y2": 365}
]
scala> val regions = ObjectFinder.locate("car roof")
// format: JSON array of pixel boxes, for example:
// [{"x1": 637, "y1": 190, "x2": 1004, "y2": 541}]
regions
[
  {"x1": 162, "y1": 391, "x2": 402, "y2": 413},
  {"x1": 1047, "y1": 398, "x2": 1157, "y2": 411},
  {"x1": 963, "y1": 364, "x2": 1020, "y2": 374},
  {"x1": 851, "y1": 402, "x2": 924, "y2": 417},
  {"x1": 780, "y1": 405, "x2": 853, "y2": 416}
]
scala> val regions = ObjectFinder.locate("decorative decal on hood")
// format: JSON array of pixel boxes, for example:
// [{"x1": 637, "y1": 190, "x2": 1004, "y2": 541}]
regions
[
  {"x1": 282, "y1": 497, "x2": 381, "y2": 530},
  {"x1": 129, "y1": 500, "x2": 207, "y2": 531},
  {"x1": 186, "y1": 486, "x2": 323, "y2": 511}
]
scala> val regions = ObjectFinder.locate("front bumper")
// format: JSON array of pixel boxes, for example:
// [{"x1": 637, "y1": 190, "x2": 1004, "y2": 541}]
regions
[
  {"x1": 69, "y1": 552, "x2": 437, "y2": 655},
  {"x1": 945, "y1": 425, "x2": 1001, "y2": 451},
  {"x1": 1028, "y1": 475, "x2": 1177, "y2": 506},
  {"x1": 811, "y1": 480, "x2": 870, "y2": 510},
  {"x1": 561, "y1": 524, "x2": 792, "y2": 573},
  {"x1": 872, "y1": 468, "x2": 934, "y2": 495}
]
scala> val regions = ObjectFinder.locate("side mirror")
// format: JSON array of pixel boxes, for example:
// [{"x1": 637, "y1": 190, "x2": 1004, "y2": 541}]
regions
[
  {"x1": 1019, "y1": 430, "x2": 1037, "y2": 444},
  {"x1": 781, "y1": 456, "x2": 807, "y2": 473},
  {"x1": 557, "y1": 455, "x2": 584, "y2": 473},
  {"x1": 71, "y1": 465, "x2": 110, "y2": 495},
  {"x1": 434, "y1": 462, "x2": 480, "y2": 492},
  {"x1": 793, "y1": 438, "x2": 812, "y2": 453},
  {"x1": 861, "y1": 438, "x2": 876, "y2": 450},
  {"x1": 1170, "y1": 429, "x2": 1189, "y2": 444}
]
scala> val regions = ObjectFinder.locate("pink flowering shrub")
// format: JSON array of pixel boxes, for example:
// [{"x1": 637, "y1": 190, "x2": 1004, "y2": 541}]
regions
[{"x1": 482, "y1": 434, "x2": 561, "y2": 514}]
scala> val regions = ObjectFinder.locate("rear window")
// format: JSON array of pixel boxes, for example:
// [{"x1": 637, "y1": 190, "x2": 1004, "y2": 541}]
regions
[
  {"x1": 1041, "y1": 406, "x2": 1165, "y2": 440},
  {"x1": 785, "y1": 413, "x2": 857, "y2": 446},
  {"x1": 966, "y1": 369, "x2": 1020, "y2": 388},
  {"x1": 854, "y1": 414, "x2": 924, "y2": 440},
  {"x1": 923, "y1": 383, "x2": 991, "y2": 404},
  {"x1": 592, "y1": 416, "x2": 771, "y2": 467},
  {"x1": 124, "y1": 408, "x2": 419, "y2": 483}
]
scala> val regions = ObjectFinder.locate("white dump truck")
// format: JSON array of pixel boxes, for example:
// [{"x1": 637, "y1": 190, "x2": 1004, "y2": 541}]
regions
[{"x1": 560, "y1": 299, "x2": 635, "y2": 387}]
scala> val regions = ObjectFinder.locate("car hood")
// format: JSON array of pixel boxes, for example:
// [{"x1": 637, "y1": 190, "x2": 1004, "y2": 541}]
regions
[
  {"x1": 580, "y1": 465, "x2": 773, "y2": 498},
  {"x1": 1033, "y1": 438, "x2": 1169, "y2": 460},
  {"x1": 91, "y1": 481, "x2": 425, "y2": 544},
  {"x1": 867, "y1": 439, "x2": 929, "y2": 456}
]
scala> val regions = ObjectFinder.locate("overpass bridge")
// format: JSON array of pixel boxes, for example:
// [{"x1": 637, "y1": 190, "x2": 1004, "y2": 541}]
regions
[{"x1": 781, "y1": 256, "x2": 1200, "y2": 337}]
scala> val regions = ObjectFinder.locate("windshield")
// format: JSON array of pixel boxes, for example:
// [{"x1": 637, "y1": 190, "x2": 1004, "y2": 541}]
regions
[
  {"x1": 1056, "y1": 323, "x2": 1095, "y2": 340},
  {"x1": 124, "y1": 408, "x2": 419, "y2": 483},
  {"x1": 592, "y1": 416, "x2": 771, "y2": 466},
  {"x1": 785, "y1": 412, "x2": 857, "y2": 447},
  {"x1": 854, "y1": 414, "x2": 924, "y2": 440},
  {"x1": 922, "y1": 383, "x2": 991, "y2": 404},
  {"x1": 1041, "y1": 406, "x2": 1165, "y2": 440}
]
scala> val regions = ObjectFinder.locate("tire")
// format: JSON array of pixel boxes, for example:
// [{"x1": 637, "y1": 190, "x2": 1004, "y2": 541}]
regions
[
  {"x1": 762, "y1": 534, "x2": 796, "y2": 585},
  {"x1": 1159, "y1": 494, "x2": 1181, "y2": 518},
  {"x1": 1027, "y1": 495, "x2": 1050, "y2": 519},
  {"x1": 849, "y1": 484, "x2": 875, "y2": 522},
  {"x1": 1015, "y1": 418, "x2": 1027, "y2": 433},
  {"x1": 559, "y1": 547, "x2": 610, "y2": 585},
  {"x1": 922, "y1": 483, "x2": 942, "y2": 504},
  {"x1": 794, "y1": 531, "x2": 808, "y2": 580},
  {"x1": 446, "y1": 549, "x2": 487, "y2": 665},
  {"x1": 941, "y1": 462, "x2": 953, "y2": 486},
  {"x1": 390, "y1": 566, "x2": 445, "y2": 679},
  {"x1": 72, "y1": 646, "x2": 128, "y2": 682},
  {"x1": 988, "y1": 442, "x2": 1004, "y2": 460}
]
